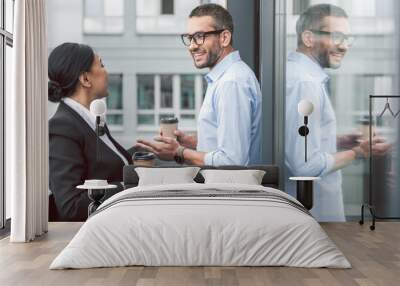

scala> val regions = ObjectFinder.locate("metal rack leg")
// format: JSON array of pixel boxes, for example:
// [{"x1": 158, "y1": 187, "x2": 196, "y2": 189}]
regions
[
  {"x1": 369, "y1": 206, "x2": 376, "y2": 231},
  {"x1": 359, "y1": 204, "x2": 376, "y2": 231},
  {"x1": 359, "y1": 204, "x2": 365, "y2": 225}
]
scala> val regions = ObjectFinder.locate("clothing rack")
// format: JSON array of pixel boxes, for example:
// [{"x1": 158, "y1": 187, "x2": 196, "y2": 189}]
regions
[
  {"x1": 378, "y1": 97, "x2": 400, "y2": 118},
  {"x1": 360, "y1": 95, "x2": 400, "y2": 230}
]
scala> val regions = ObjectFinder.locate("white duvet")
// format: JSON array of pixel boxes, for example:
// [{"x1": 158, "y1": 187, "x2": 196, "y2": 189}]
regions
[{"x1": 50, "y1": 183, "x2": 351, "y2": 269}]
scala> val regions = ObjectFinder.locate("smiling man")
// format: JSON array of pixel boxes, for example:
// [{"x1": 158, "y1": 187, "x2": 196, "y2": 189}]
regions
[
  {"x1": 285, "y1": 4, "x2": 367, "y2": 221},
  {"x1": 136, "y1": 4, "x2": 262, "y2": 166}
]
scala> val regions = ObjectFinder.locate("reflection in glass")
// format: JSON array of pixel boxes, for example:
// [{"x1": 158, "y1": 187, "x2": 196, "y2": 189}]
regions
[
  {"x1": 160, "y1": 75, "x2": 173, "y2": 108},
  {"x1": 284, "y1": 0, "x2": 400, "y2": 220},
  {"x1": 370, "y1": 96, "x2": 399, "y2": 217},
  {"x1": 137, "y1": 75, "x2": 155, "y2": 109},
  {"x1": 284, "y1": 3, "x2": 351, "y2": 222},
  {"x1": 292, "y1": 0, "x2": 310, "y2": 14},
  {"x1": 181, "y1": 75, "x2": 195, "y2": 110}
]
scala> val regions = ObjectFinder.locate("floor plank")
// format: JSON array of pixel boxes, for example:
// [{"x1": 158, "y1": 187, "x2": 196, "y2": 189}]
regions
[{"x1": 0, "y1": 222, "x2": 399, "y2": 286}]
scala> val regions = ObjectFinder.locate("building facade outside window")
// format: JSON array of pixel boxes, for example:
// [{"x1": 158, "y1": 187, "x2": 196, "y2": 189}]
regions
[
  {"x1": 137, "y1": 74, "x2": 204, "y2": 131},
  {"x1": 83, "y1": 0, "x2": 124, "y2": 34},
  {"x1": 106, "y1": 74, "x2": 124, "y2": 129},
  {"x1": 161, "y1": 0, "x2": 174, "y2": 15},
  {"x1": 136, "y1": 0, "x2": 226, "y2": 34}
]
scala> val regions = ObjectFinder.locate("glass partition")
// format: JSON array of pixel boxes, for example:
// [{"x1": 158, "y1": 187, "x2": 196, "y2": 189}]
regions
[
  {"x1": 284, "y1": 0, "x2": 400, "y2": 221},
  {"x1": 369, "y1": 96, "x2": 399, "y2": 218}
]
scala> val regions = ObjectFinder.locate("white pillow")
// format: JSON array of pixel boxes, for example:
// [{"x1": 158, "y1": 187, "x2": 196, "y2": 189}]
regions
[
  {"x1": 200, "y1": 169, "x2": 266, "y2": 185},
  {"x1": 136, "y1": 167, "x2": 200, "y2": 186}
]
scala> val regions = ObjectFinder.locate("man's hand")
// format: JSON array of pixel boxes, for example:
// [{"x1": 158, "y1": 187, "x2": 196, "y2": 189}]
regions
[
  {"x1": 337, "y1": 132, "x2": 362, "y2": 149},
  {"x1": 135, "y1": 136, "x2": 181, "y2": 161},
  {"x1": 356, "y1": 136, "x2": 392, "y2": 157},
  {"x1": 352, "y1": 142, "x2": 368, "y2": 159},
  {"x1": 174, "y1": 130, "x2": 197, "y2": 149}
]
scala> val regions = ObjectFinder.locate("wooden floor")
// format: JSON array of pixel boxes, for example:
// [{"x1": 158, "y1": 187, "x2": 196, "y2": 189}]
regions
[{"x1": 0, "y1": 222, "x2": 399, "y2": 286}]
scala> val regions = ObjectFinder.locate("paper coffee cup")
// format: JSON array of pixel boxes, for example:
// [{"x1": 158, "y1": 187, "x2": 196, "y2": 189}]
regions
[
  {"x1": 133, "y1": 152, "x2": 156, "y2": 167},
  {"x1": 358, "y1": 118, "x2": 374, "y2": 140},
  {"x1": 360, "y1": 124, "x2": 370, "y2": 140},
  {"x1": 160, "y1": 117, "x2": 178, "y2": 139}
]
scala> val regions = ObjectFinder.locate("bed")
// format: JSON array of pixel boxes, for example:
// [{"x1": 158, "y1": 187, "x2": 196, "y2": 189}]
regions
[{"x1": 50, "y1": 165, "x2": 350, "y2": 269}]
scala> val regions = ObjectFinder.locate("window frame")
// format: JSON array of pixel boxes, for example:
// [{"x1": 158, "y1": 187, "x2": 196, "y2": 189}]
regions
[
  {"x1": 258, "y1": 0, "x2": 286, "y2": 168},
  {"x1": 160, "y1": 0, "x2": 174, "y2": 15},
  {"x1": 137, "y1": 74, "x2": 204, "y2": 132},
  {"x1": 136, "y1": 0, "x2": 227, "y2": 35},
  {"x1": 106, "y1": 73, "x2": 124, "y2": 131},
  {"x1": 82, "y1": 0, "x2": 125, "y2": 35},
  {"x1": 1, "y1": 0, "x2": 14, "y2": 230}
]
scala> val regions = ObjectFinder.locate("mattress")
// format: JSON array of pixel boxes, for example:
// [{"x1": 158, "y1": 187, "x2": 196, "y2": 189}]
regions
[{"x1": 50, "y1": 183, "x2": 351, "y2": 269}]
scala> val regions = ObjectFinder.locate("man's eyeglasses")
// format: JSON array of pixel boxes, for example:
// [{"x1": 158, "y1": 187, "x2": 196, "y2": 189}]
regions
[
  {"x1": 181, "y1": 29, "x2": 225, "y2": 46},
  {"x1": 309, "y1": 30, "x2": 355, "y2": 46}
]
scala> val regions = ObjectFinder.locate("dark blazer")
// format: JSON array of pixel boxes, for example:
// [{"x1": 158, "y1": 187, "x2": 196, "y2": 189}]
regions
[{"x1": 49, "y1": 101, "x2": 134, "y2": 221}]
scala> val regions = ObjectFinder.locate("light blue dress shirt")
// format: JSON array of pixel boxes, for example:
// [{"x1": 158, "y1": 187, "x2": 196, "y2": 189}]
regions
[
  {"x1": 285, "y1": 51, "x2": 345, "y2": 222},
  {"x1": 197, "y1": 51, "x2": 262, "y2": 166}
]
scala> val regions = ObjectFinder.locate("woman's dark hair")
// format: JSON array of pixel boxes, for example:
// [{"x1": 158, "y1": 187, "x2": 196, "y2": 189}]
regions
[{"x1": 48, "y1": 42, "x2": 95, "y2": 102}]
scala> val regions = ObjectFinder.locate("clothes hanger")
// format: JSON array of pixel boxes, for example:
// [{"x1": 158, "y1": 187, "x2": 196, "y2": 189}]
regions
[
  {"x1": 378, "y1": 97, "x2": 396, "y2": 118},
  {"x1": 393, "y1": 107, "x2": 400, "y2": 118}
]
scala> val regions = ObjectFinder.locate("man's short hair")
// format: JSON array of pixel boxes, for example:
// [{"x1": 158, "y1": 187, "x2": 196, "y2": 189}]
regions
[
  {"x1": 296, "y1": 4, "x2": 348, "y2": 46},
  {"x1": 189, "y1": 4, "x2": 233, "y2": 44}
]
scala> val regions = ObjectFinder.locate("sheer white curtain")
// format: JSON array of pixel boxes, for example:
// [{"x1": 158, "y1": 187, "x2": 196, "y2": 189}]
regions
[{"x1": 8, "y1": 0, "x2": 48, "y2": 242}]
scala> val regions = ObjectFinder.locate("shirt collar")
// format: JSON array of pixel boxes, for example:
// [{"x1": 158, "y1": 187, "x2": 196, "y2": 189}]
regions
[
  {"x1": 288, "y1": 51, "x2": 329, "y2": 84},
  {"x1": 204, "y1": 50, "x2": 241, "y2": 84},
  {"x1": 62, "y1": 97, "x2": 104, "y2": 129}
]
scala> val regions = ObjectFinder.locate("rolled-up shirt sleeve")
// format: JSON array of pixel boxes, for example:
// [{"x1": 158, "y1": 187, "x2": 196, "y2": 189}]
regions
[
  {"x1": 204, "y1": 81, "x2": 253, "y2": 166},
  {"x1": 285, "y1": 80, "x2": 335, "y2": 177}
]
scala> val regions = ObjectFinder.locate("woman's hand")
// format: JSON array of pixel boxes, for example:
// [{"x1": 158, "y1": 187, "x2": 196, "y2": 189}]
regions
[
  {"x1": 135, "y1": 136, "x2": 181, "y2": 161},
  {"x1": 174, "y1": 130, "x2": 197, "y2": 149}
]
